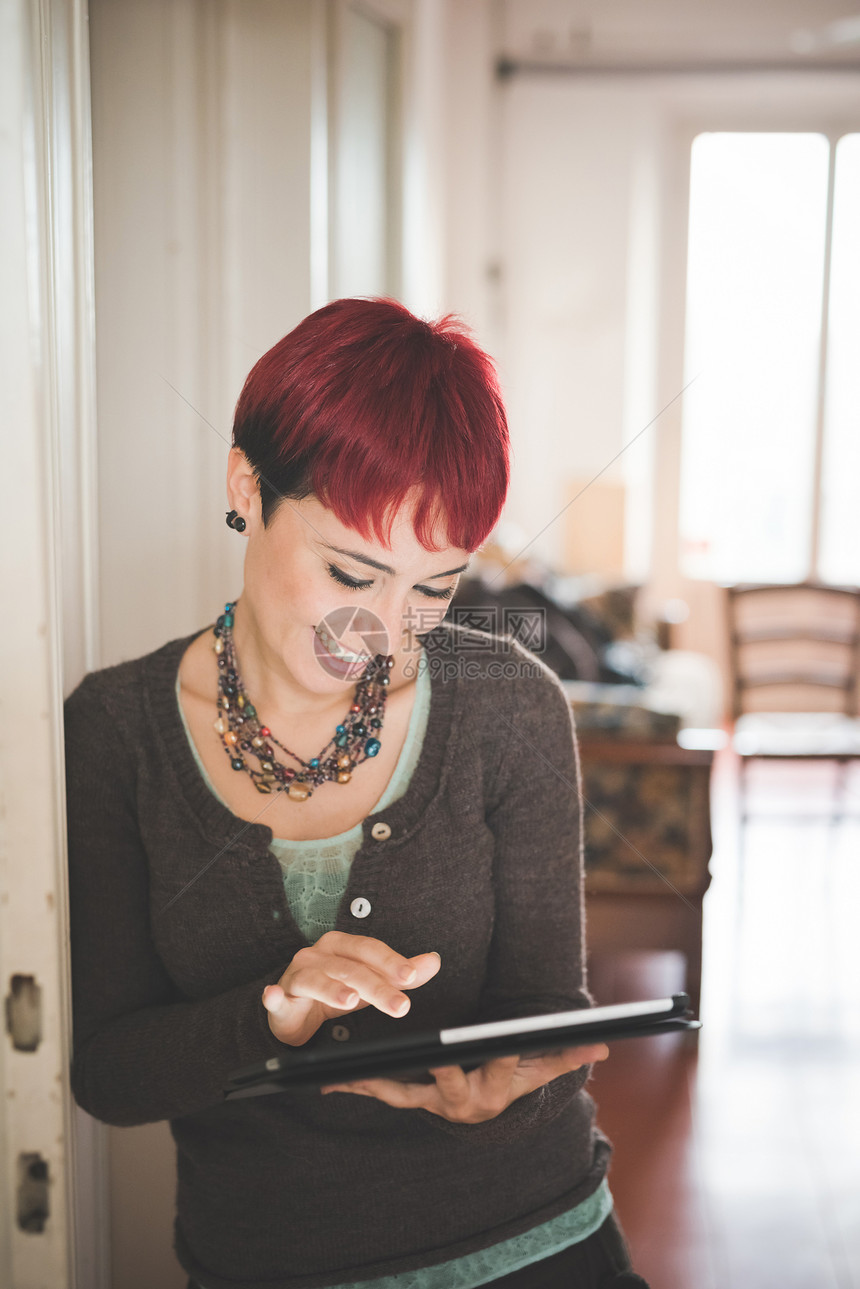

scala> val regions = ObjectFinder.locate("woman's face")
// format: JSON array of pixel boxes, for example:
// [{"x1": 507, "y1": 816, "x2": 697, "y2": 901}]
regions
[{"x1": 228, "y1": 456, "x2": 472, "y2": 699}]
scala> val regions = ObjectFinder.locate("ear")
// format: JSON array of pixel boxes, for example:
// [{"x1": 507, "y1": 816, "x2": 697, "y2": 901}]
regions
[{"x1": 226, "y1": 447, "x2": 261, "y2": 526}]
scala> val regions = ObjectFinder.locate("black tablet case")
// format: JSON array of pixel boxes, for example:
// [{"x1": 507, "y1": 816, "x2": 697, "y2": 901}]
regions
[{"x1": 224, "y1": 993, "x2": 700, "y2": 1100}]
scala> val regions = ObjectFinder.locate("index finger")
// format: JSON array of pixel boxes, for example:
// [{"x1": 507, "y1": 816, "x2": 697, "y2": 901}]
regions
[{"x1": 316, "y1": 931, "x2": 439, "y2": 986}]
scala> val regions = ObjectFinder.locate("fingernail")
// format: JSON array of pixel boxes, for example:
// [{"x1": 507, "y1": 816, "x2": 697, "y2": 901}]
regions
[{"x1": 399, "y1": 965, "x2": 417, "y2": 984}]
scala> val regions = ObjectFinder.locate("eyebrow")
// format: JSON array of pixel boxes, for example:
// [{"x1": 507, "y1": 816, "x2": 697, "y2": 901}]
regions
[{"x1": 322, "y1": 543, "x2": 471, "y2": 580}]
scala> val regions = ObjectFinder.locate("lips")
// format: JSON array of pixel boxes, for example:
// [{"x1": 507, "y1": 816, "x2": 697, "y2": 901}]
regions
[
  {"x1": 312, "y1": 627, "x2": 375, "y2": 683},
  {"x1": 314, "y1": 624, "x2": 371, "y2": 665}
]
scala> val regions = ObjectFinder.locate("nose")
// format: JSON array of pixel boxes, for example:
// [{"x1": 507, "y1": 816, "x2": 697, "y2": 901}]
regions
[
  {"x1": 372, "y1": 594, "x2": 410, "y2": 657},
  {"x1": 371, "y1": 589, "x2": 440, "y2": 657},
  {"x1": 400, "y1": 598, "x2": 446, "y2": 647}
]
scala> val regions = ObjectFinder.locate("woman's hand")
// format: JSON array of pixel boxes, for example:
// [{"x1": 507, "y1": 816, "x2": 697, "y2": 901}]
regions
[
  {"x1": 320, "y1": 1043, "x2": 609, "y2": 1122},
  {"x1": 262, "y1": 931, "x2": 441, "y2": 1047}
]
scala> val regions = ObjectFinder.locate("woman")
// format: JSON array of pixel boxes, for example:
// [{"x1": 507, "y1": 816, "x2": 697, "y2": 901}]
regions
[{"x1": 65, "y1": 298, "x2": 647, "y2": 1288}]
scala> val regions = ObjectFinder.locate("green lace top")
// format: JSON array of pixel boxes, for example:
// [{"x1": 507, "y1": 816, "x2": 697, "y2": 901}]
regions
[{"x1": 175, "y1": 654, "x2": 613, "y2": 1288}]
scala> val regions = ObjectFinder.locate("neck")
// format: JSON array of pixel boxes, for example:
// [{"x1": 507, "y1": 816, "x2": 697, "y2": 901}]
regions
[{"x1": 229, "y1": 597, "x2": 354, "y2": 727}]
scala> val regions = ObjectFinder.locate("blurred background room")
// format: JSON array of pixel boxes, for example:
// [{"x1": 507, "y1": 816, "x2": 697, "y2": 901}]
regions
[{"x1": 3, "y1": 1, "x2": 860, "y2": 1286}]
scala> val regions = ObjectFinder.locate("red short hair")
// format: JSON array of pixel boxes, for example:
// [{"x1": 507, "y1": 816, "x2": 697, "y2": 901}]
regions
[{"x1": 231, "y1": 297, "x2": 509, "y2": 552}]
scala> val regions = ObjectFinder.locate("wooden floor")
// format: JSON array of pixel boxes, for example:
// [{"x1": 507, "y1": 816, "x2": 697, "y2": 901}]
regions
[{"x1": 587, "y1": 748, "x2": 860, "y2": 1289}]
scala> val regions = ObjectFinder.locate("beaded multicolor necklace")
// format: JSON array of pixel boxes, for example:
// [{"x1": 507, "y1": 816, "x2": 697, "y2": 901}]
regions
[{"x1": 212, "y1": 601, "x2": 393, "y2": 802}]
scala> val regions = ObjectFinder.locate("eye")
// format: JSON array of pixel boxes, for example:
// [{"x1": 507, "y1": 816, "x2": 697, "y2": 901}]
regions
[
  {"x1": 326, "y1": 562, "x2": 458, "y2": 600},
  {"x1": 327, "y1": 564, "x2": 373, "y2": 592}
]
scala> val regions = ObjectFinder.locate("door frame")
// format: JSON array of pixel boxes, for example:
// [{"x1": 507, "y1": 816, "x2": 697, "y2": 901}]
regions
[{"x1": 0, "y1": 0, "x2": 106, "y2": 1285}]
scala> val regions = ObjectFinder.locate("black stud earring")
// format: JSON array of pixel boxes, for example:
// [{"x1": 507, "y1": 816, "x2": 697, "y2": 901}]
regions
[{"x1": 225, "y1": 510, "x2": 247, "y2": 533}]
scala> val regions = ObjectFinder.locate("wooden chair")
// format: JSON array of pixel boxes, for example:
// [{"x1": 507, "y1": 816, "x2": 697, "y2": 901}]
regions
[{"x1": 724, "y1": 581, "x2": 860, "y2": 822}]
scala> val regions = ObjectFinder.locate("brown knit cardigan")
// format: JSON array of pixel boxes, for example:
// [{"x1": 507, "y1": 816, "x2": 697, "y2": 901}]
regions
[{"x1": 64, "y1": 620, "x2": 611, "y2": 1289}]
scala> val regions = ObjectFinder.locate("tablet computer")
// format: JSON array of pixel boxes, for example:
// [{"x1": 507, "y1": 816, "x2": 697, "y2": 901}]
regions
[{"x1": 224, "y1": 993, "x2": 700, "y2": 1100}]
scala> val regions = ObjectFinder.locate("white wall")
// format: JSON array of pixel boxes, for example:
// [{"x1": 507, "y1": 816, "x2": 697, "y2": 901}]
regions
[
  {"x1": 89, "y1": 0, "x2": 322, "y2": 670},
  {"x1": 437, "y1": 0, "x2": 498, "y2": 342},
  {"x1": 89, "y1": 0, "x2": 473, "y2": 670},
  {"x1": 498, "y1": 79, "x2": 645, "y2": 566}
]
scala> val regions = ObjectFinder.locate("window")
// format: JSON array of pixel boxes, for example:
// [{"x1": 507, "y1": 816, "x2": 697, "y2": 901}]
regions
[
  {"x1": 679, "y1": 131, "x2": 860, "y2": 585},
  {"x1": 819, "y1": 135, "x2": 860, "y2": 584}
]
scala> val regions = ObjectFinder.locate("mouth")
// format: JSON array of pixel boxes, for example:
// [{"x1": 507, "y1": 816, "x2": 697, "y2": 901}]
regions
[{"x1": 313, "y1": 624, "x2": 373, "y2": 667}]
